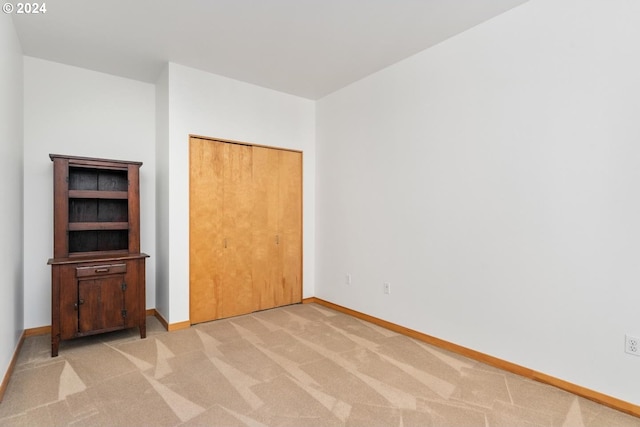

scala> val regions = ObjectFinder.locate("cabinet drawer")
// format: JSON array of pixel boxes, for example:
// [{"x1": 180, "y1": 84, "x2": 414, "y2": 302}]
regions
[{"x1": 76, "y1": 263, "x2": 127, "y2": 278}]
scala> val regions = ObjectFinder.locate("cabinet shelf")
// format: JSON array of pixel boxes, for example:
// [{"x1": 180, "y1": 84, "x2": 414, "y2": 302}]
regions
[
  {"x1": 68, "y1": 222, "x2": 129, "y2": 231},
  {"x1": 69, "y1": 190, "x2": 128, "y2": 199}
]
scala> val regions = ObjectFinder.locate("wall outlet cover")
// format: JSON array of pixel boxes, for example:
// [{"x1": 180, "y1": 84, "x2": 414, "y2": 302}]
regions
[{"x1": 625, "y1": 334, "x2": 640, "y2": 356}]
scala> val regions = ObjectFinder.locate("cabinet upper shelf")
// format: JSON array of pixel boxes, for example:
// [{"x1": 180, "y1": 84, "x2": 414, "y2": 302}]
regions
[
  {"x1": 68, "y1": 222, "x2": 129, "y2": 231},
  {"x1": 51, "y1": 153, "x2": 143, "y2": 258},
  {"x1": 68, "y1": 190, "x2": 129, "y2": 199}
]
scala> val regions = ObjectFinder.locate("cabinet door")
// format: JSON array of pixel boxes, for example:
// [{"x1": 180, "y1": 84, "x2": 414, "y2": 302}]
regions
[{"x1": 78, "y1": 275, "x2": 125, "y2": 333}]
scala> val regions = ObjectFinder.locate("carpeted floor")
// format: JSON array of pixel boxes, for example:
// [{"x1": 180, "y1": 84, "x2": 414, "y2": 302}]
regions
[{"x1": 1, "y1": 303, "x2": 639, "y2": 426}]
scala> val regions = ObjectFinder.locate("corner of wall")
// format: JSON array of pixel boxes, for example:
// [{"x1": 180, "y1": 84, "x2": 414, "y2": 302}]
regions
[
  {"x1": 154, "y1": 63, "x2": 170, "y2": 320},
  {"x1": 0, "y1": 11, "x2": 25, "y2": 400}
]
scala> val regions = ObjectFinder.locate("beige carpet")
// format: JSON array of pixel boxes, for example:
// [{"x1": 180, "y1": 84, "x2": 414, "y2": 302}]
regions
[{"x1": 1, "y1": 303, "x2": 638, "y2": 426}]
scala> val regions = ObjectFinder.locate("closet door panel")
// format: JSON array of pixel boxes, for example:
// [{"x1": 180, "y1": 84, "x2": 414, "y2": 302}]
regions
[
  {"x1": 252, "y1": 147, "x2": 281, "y2": 310},
  {"x1": 279, "y1": 150, "x2": 303, "y2": 305},
  {"x1": 221, "y1": 143, "x2": 254, "y2": 318},
  {"x1": 189, "y1": 138, "x2": 224, "y2": 324}
]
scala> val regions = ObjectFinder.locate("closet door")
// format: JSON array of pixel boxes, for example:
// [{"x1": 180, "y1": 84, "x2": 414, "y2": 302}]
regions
[
  {"x1": 190, "y1": 138, "x2": 255, "y2": 322},
  {"x1": 190, "y1": 137, "x2": 302, "y2": 324},
  {"x1": 278, "y1": 149, "x2": 303, "y2": 305},
  {"x1": 189, "y1": 138, "x2": 224, "y2": 324},
  {"x1": 252, "y1": 147, "x2": 281, "y2": 310},
  {"x1": 220, "y1": 142, "x2": 254, "y2": 318},
  {"x1": 252, "y1": 147, "x2": 302, "y2": 309}
]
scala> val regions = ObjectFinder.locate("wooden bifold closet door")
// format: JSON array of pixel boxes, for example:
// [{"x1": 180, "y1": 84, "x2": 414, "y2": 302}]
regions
[{"x1": 189, "y1": 136, "x2": 302, "y2": 324}]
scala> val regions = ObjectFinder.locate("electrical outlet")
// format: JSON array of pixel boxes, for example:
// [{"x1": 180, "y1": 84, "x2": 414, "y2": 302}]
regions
[
  {"x1": 345, "y1": 274, "x2": 352, "y2": 285},
  {"x1": 625, "y1": 334, "x2": 640, "y2": 356},
  {"x1": 383, "y1": 282, "x2": 391, "y2": 294}
]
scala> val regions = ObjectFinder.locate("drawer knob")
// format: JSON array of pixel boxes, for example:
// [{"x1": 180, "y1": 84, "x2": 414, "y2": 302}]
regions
[{"x1": 95, "y1": 268, "x2": 109, "y2": 273}]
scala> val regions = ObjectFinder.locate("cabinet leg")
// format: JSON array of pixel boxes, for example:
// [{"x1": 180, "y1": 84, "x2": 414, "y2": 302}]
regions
[
  {"x1": 51, "y1": 334, "x2": 60, "y2": 357},
  {"x1": 139, "y1": 321, "x2": 146, "y2": 339}
]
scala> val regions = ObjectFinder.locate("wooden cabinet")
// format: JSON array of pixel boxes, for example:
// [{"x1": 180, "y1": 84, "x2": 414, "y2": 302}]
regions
[
  {"x1": 48, "y1": 154, "x2": 148, "y2": 357},
  {"x1": 189, "y1": 137, "x2": 302, "y2": 324}
]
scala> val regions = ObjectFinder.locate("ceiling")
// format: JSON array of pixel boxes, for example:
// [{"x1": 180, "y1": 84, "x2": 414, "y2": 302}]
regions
[{"x1": 12, "y1": 0, "x2": 528, "y2": 100}]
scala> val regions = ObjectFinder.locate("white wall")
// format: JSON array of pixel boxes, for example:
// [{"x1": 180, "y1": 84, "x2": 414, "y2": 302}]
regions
[
  {"x1": 316, "y1": 0, "x2": 640, "y2": 405},
  {"x1": 0, "y1": 14, "x2": 24, "y2": 389},
  {"x1": 159, "y1": 63, "x2": 315, "y2": 323},
  {"x1": 155, "y1": 65, "x2": 170, "y2": 319},
  {"x1": 23, "y1": 57, "x2": 156, "y2": 328}
]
